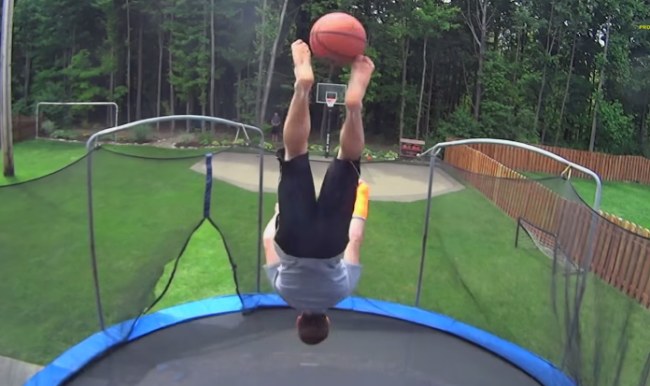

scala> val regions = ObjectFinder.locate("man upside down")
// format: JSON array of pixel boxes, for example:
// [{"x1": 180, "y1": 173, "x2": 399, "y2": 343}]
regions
[{"x1": 263, "y1": 39, "x2": 375, "y2": 345}]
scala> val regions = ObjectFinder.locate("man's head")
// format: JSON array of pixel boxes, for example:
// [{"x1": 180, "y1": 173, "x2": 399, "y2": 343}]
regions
[
  {"x1": 296, "y1": 312, "x2": 330, "y2": 345},
  {"x1": 273, "y1": 112, "x2": 279, "y2": 116}
]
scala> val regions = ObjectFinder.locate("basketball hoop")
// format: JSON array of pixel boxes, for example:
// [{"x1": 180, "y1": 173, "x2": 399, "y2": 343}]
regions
[{"x1": 326, "y1": 97, "x2": 336, "y2": 108}]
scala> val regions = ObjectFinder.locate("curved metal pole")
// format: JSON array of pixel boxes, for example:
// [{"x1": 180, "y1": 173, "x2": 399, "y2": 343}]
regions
[
  {"x1": 85, "y1": 115, "x2": 266, "y2": 330},
  {"x1": 86, "y1": 115, "x2": 264, "y2": 150},
  {"x1": 420, "y1": 138, "x2": 602, "y2": 209}
]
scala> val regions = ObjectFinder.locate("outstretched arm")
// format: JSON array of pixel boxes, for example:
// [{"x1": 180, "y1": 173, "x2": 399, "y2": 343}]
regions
[
  {"x1": 263, "y1": 204, "x2": 280, "y2": 265},
  {"x1": 344, "y1": 180, "x2": 369, "y2": 265},
  {"x1": 344, "y1": 218, "x2": 366, "y2": 265}
]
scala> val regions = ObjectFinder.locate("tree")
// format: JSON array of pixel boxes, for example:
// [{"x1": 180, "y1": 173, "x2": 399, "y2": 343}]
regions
[
  {"x1": 254, "y1": 0, "x2": 268, "y2": 127},
  {"x1": 532, "y1": 0, "x2": 563, "y2": 143},
  {"x1": 5, "y1": 0, "x2": 650, "y2": 157},
  {"x1": 1, "y1": 0, "x2": 16, "y2": 176},
  {"x1": 460, "y1": 0, "x2": 495, "y2": 120},
  {"x1": 259, "y1": 0, "x2": 290, "y2": 129},
  {"x1": 125, "y1": 0, "x2": 132, "y2": 122},
  {"x1": 588, "y1": 17, "x2": 611, "y2": 152},
  {"x1": 413, "y1": 0, "x2": 458, "y2": 138}
]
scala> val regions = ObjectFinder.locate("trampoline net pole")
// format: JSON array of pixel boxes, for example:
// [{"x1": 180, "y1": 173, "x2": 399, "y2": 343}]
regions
[
  {"x1": 416, "y1": 151, "x2": 440, "y2": 307},
  {"x1": 85, "y1": 144, "x2": 106, "y2": 331},
  {"x1": 255, "y1": 147, "x2": 264, "y2": 293}
]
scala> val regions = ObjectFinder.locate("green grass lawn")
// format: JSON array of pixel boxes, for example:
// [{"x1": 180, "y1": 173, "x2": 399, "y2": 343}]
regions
[
  {"x1": 150, "y1": 222, "x2": 235, "y2": 312},
  {"x1": 522, "y1": 171, "x2": 650, "y2": 230},
  {"x1": 1, "y1": 140, "x2": 649, "y2": 386},
  {"x1": 0, "y1": 140, "x2": 87, "y2": 185}
]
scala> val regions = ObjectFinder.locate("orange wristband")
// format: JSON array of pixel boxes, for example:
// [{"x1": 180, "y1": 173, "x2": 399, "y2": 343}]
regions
[{"x1": 353, "y1": 181, "x2": 369, "y2": 219}]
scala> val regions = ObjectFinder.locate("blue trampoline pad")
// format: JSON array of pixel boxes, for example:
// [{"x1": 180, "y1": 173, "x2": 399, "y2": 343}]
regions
[{"x1": 27, "y1": 295, "x2": 573, "y2": 386}]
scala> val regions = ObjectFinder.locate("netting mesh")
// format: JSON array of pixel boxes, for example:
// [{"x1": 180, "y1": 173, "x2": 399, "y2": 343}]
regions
[
  {"x1": 0, "y1": 155, "x2": 97, "y2": 365},
  {"x1": 3, "y1": 136, "x2": 650, "y2": 386},
  {"x1": 405, "y1": 155, "x2": 650, "y2": 386},
  {"x1": 207, "y1": 149, "x2": 275, "y2": 307},
  {"x1": 0, "y1": 144, "x2": 270, "y2": 373},
  {"x1": 90, "y1": 149, "x2": 210, "y2": 340}
]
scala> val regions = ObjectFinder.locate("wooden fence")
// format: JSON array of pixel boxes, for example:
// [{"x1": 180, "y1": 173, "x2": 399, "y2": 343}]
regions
[
  {"x1": 463, "y1": 142, "x2": 650, "y2": 184},
  {"x1": 599, "y1": 211, "x2": 650, "y2": 238},
  {"x1": 444, "y1": 145, "x2": 650, "y2": 307},
  {"x1": 10, "y1": 116, "x2": 36, "y2": 143}
]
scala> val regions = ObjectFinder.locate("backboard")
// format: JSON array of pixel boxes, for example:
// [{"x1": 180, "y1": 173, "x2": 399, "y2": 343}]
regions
[{"x1": 316, "y1": 83, "x2": 346, "y2": 106}]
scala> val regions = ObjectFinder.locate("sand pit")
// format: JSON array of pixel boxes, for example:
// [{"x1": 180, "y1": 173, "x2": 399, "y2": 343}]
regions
[{"x1": 191, "y1": 152, "x2": 463, "y2": 202}]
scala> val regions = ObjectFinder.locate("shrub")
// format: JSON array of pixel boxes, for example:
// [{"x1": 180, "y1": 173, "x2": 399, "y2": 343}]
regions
[
  {"x1": 50, "y1": 130, "x2": 77, "y2": 140},
  {"x1": 130, "y1": 125, "x2": 152, "y2": 142},
  {"x1": 198, "y1": 132, "x2": 213, "y2": 146},
  {"x1": 309, "y1": 144, "x2": 324, "y2": 152},
  {"x1": 41, "y1": 120, "x2": 57, "y2": 135},
  {"x1": 332, "y1": 145, "x2": 399, "y2": 161},
  {"x1": 232, "y1": 139, "x2": 247, "y2": 146}
]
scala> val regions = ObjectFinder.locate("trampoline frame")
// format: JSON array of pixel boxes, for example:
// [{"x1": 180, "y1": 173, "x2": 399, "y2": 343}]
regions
[
  {"x1": 24, "y1": 294, "x2": 575, "y2": 386},
  {"x1": 25, "y1": 117, "x2": 607, "y2": 386}
]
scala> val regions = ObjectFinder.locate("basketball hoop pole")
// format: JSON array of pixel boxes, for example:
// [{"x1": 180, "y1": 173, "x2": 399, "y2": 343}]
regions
[
  {"x1": 316, "y1": 81, "x2": 346, "y2": 158},
  {"x1": 324, "y1": 98, "x2": 335, "y2": 158}
]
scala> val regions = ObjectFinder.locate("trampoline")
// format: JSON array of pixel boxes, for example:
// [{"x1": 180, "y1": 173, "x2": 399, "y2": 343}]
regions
[
  {"x1": 5, "y1": 115, "x2": 649, "y2": 386},
  {"x1": 28, "y1": 295, "x2": 569, "y2": 386}
]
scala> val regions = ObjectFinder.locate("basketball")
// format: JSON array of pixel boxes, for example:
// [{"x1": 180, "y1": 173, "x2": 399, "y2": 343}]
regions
[{"x1": 309, "y1": 12, "x2": 367, "y2": 64}]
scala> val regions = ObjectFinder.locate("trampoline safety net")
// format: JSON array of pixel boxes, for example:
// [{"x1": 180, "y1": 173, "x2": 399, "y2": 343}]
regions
[
  {"x1": 0, "y1": 134, "x2": 649, "y2": 386},
  {"x1": 0, "y1": 145, "x2": 272, "y2": 371},
  {"x1": 409, "y1": 154, "x2": 650, "y2": 386}
]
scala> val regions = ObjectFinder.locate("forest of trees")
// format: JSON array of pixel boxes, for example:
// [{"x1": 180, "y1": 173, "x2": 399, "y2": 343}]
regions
[{"x1": 3, "y1": 0, "x2": 650, "y2": 155}]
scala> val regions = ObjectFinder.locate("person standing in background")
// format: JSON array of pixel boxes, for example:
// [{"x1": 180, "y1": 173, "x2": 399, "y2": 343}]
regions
[{"x1": 271, "y1": 112, "x2": 282, "y2": 143}]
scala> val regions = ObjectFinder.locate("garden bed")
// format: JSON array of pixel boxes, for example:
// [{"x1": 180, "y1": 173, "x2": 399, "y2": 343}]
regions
[
  {"x1": 40, "y1": 122, "x2": 406, "y2": 163},
  {"x1": 173, "y1": 141, "x2": 403, "y2": 162},
  {"x1": 45, "y1": 137, "x2": 158, "y2": 146},
  {"x1": 45, "y1": 132, "x2": 156, "y2": 144},
  {"x1": 173, "y1": 140, "x2": 204, "y2": 148},
  {"x1": 40, "y1": 121, "x2": 157, "y2": 145},
  {"x1": 174, "y1": 138, "x2": 273, "y2": 151},
  {"x1": 308, "y1": 143, "x2": 400, "y2": 162}
]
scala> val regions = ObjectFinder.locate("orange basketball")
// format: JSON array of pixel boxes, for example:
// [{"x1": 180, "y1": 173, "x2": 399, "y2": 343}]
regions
[{"x1": 309, "y1": 12, "x2": 367, "y2": 65}]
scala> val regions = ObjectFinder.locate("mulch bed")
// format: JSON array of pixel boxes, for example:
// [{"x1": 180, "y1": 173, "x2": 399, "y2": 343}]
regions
[
  {"x1": 173, "y1": 141, "x2": 204, "y2": 148},
  {"x1": 43, "y1": 132, "x2": 155, "y2": 144}
]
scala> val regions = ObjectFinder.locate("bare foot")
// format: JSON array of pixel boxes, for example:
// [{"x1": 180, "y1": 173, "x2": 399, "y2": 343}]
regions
[
  {"x1": 292, "y1": 40, "x2": 313, "y2": 92},
  {"x1": 345, "y1": 56, "x2": 375, "y2": 110}
]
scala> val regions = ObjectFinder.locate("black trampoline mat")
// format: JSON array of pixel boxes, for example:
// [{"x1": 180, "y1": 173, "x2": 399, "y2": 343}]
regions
[{"x1": 65, "y1": 308, "x2": 542, "y2": 386}]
